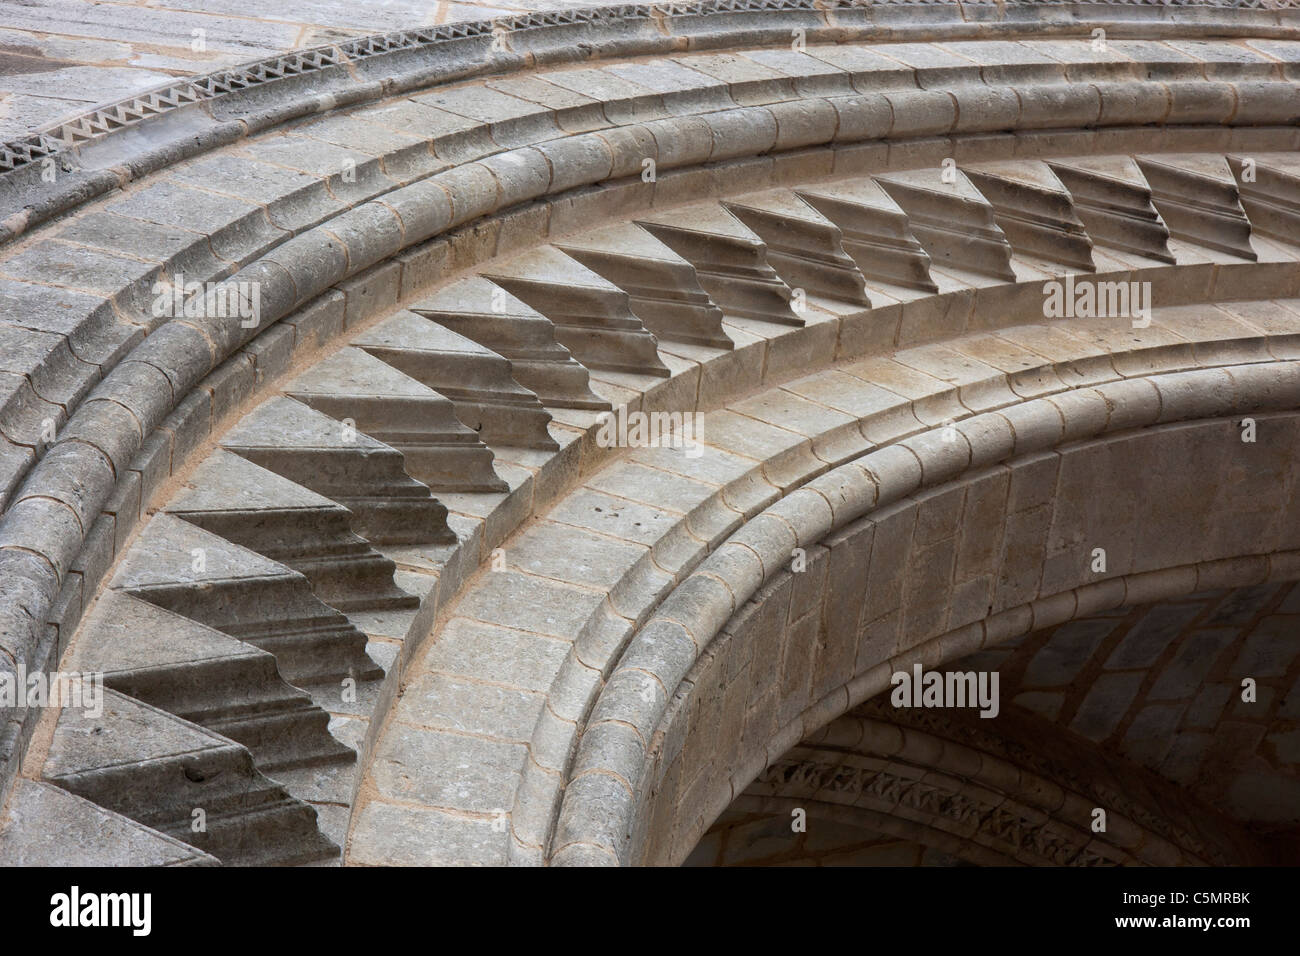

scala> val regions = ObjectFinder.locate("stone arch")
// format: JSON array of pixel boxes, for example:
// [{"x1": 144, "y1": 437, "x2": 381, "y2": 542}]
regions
[
  {"x1": 552, "y1": 381, "x2": 1300, "y2": 864},
  {"x1": 0, "y1": 0, "x2": 1298, "y2": 866}
]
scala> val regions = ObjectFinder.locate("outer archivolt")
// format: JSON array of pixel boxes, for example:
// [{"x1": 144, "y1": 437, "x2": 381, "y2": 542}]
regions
[{"x1": 0, "y1": 2, "x2": 1298, "y2": 867}]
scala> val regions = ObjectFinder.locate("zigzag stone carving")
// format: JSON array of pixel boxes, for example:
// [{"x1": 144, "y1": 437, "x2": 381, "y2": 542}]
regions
[
  {"x1": 118, "y1": 515, "x2": 382, "y2": 690},
  {"x1": 483, "y1": 249, "x2": 671, "y2": 377},
  {"x1": 222, "y1": 398, "x2": 454, "y2": 547},
  {"x1": 638, "y1": 208, "x2": 805, "y2": 326},
  {"x1": 286, "y1": 347, "x2": 508, "y2": 493},
  {"x1": 1136, "y1": 155, "x2": 1260, "y2": 261},
  {"x1": 1047, "y1": 158, "x2": 1177, "y2": 264},
  {"x1": 411, "y1": 278, "x2": 610, "y2": 411},
  {"x1": 1229, "y1": 152, "x2": 1300, "y2": 246},
  {"x1": 875, "y1": 170, "x2": 1019, "y2": 283},
  {"x1": 559, "y1": 224, "x2": 734, "y2": 350},
  {"x1": 357, "y1": 312, "x2": 559, "y2": 450},
  {"x1": 795, "y1": 181, "x2": 939, "y2": 292},
  {"x1": 170, "y1": 450, "x2": 417, "y2": 614},
  {"x1": 962, "y1": 162, "x2": 1097, "y2": 273},
  {"x1": 1, "y1": 6, "x2": 1299, "y2": 868},
  {"x1": 723, "y1": 193, "x2": 873, "y2": 306},
  {"x1": 44, "y1": 691, "x2": 338, "y2": 866}
]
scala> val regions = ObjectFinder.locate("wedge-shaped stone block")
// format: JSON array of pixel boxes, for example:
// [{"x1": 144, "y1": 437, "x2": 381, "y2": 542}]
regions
[
  {"x1": 875, "y1": 169, "x2": 1017, "y2": 282},
  {"x1": 411, "y1": 277, "x2": 609, "y2": 410},
  {"x1": 637, "y1": 204, "x2": 804, "y2": 326},
  {"x1": 1228, "y1": 152, "x2": 1300, "y2": 248},
  {"x1": 116, "y1": 515, "x2": 381, "y2": 688},
  {"x1": 484, "y1": 247, "x2": 670, "y2": 377},
  {"x1": 43, "y1": 690, "x2": 339, "y2": 867},
  {"x1": 0, "y1": 778, "x2": 218, "y2": 866},
  {"x1": 287, "y1": 346, "x2": 505, "y2": 492},
  {"x1": 962, "y1": 161, "x2": 1096, "y2": 272},
  {"x1": 170, "y1": 449, "x2": 417, "y2": 612},
  {"x1": 559, "y1": 222, "x2": 733, "y2": 350},
  {"x1": 723, "y1": 191, "x2": 872, "y2": 305},
  {"x1": 796, "y1": 180, "x2": 938, "y2": 292},
  {"x1": 357, "y1": 311, "x2": 557, "y2": 450},
  {"x1": 222, "y1": 397, "x2": 453, "y2": 545},
  {"x1": 69, "y1": 590, "x2": 353, "y2": 772},
  {"x1": 1048, "y1": 156, "x2": 1176, "y2": 264},
  {"x1": 1136, "y1": 154, "x2": 1258, "y2": 261}
]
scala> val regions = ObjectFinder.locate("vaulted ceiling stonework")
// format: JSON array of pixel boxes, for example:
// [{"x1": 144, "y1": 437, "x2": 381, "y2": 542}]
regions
[{"x1": 0, "y1": 0, "x2": 1298, "y2": 868}]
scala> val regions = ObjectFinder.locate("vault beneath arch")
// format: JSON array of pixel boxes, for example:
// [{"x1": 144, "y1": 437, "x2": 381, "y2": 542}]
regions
[{"x1": 688, "y1": 581, "x2": 1300, "y2": 867}]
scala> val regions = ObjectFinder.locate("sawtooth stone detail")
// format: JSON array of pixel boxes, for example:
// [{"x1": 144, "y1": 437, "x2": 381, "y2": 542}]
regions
[{"x1": 0, "y1": 0, "x2": 1298, "y2": 868}]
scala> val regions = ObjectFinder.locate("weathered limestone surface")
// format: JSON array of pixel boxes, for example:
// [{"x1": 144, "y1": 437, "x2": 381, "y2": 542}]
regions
[{"x1": 0, "y1": 0, "x2": 1298, "y2": 867}]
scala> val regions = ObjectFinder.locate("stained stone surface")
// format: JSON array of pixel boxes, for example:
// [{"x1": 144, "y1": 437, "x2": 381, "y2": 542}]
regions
[
  {"x1": 0, "y1": 0, "x2": 575, "y2": 141},
  {"x1": 0, "y1": 0, "x2": 1298, "y2": 869}
]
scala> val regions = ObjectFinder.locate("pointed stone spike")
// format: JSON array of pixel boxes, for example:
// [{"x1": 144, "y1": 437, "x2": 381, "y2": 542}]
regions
[
  {"x1": 1047, "y1": 156, "x2": 1176, "y2": 265},
  {"x1": 1135, "y1": 154, "x2": 1258, "y2": 261},
  {"x1": 558, "y1": 222, "x2": 733, "y2": 350},
  {"x1": 722, "y1": 191, "x2": 873, "y2": 306},
  {"x1": 43, "y1": 689, "x2": 339, "y2": 866},
  {"x1": 795, "y1": 180, "x2": 939, "y2": 292},
  {"x1": 68, "y1": 590, "x2": 354, "y2": 772},
  {"x1": 115, "y1": 514, "x2": 382, "y2": 688},
  {"x1": 169, "y1": 448, "x2": 417, "y2": 613},
  {"x1": 221, "y1": 396, "x2": 453, "y2": 546},
  {"x1": 410, "y1": 277, "x2": 610, "y2": 410},
  {"x1": 874, "y1": 169, "x2": 1018, "y2": 282},
  {"x1": 483, "y1": 247, "x2": 671, "y2": 377},
  {"x1": 0, "y1": 779, "x2": 218, "y2": 866},
  {"x1": 961, "y1": 161, "x2": 1096, "y2": 272},
  {"x1": 356, "y1": 311, "x2": 557, "y2": 451},
  {"x1": 1228, "y1": 153, "x2": 1300, "y2": 248},
  {"x1": 636, "y1": 204, "x2": 804, "y2": 327},
  {"x1": 286, "y1": 346, "x2": 506, "y2": 493}
]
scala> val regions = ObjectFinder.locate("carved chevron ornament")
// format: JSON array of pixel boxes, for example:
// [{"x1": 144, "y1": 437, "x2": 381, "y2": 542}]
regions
[{"x1": 0, "y1": 0, "x2": 1298, "y2": 878}]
